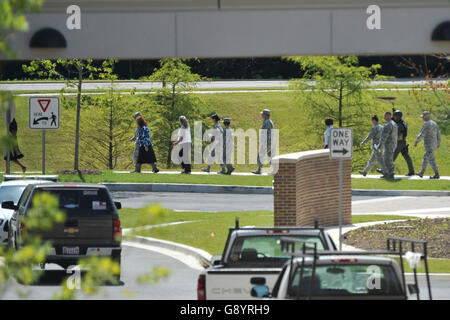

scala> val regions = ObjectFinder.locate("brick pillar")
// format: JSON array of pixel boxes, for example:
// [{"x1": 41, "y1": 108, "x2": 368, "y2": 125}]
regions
[{"x1": 273, "y1": 149, "x2": 351, "y2": 227}]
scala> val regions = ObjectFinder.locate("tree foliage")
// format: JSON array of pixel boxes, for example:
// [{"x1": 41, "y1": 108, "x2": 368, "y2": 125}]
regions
[
  {"x1": 287, "y1": 56, "x2": 387, "y2": 167},
  {"x1": 23, "y1": 59, "x2": 118, "y2": 170},
  {"x1": 144, "y1": 59, "x2": 205, "y2": 167}
]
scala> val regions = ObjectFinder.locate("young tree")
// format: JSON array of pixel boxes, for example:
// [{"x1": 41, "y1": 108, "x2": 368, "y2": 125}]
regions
[
  {"x1": 23, "y1": 59, "x2": 116, "y2": 171},
  {"x1": 286, "y1": 56, "x2": 386, "y2": 166},
  {"x1": 80, "y1": 70, "x2": 136, "y2": 170},
  {"x1": 146, "y1": 59, "x2": 204, "y2": 167},
  {"x1": 401, "y1": 55, "x2": 449, "y2": 135}
]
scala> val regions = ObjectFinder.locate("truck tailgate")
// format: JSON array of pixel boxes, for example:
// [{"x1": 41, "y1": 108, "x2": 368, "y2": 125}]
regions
[{"x1": 205, "y1": 268, "x2": 281, "y2": 300}]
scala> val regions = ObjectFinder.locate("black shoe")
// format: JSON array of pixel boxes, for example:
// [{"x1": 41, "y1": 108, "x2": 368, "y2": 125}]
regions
[
  {"x1": 217, "y1": 170, "x2": 227, "y2": 174},
  {"x1": 130, "y1": 170, "x2": 141, "y2": 173},
  {"x1": 430, "y1": 174, "x2": 440, "y2": 180},
  {"x1": 202, "y1": 167, "x2": 210, "y2": 173},
  {"x1": 376, "y1": 168, "x2": 383, "y2": 174},
  {"x1": 252, "y1": 170, "x2": 262, "y2": 175},
  {"x1": 358, "y1": 170, "x2": 367, "y2": 177},
  {"x1": 153, "y1": 168, "x2": 160, "y2": 173},
  {"x1": 226, "y1": 167, "x2": 235, "y2": 175},
  {"x1": 416, "y1": 172, "x2": 424, "y2": 178},
  {"x1": 405, "y1": 172, "x2": 415, "y2": 176},
  {"x1": 184, "y1": 171, "x2": 191, "y2": 174}
]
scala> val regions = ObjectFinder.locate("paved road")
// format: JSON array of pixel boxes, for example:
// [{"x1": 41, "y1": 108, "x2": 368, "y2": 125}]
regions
[
  {"x1": 1, "y1": 242, "x2": 449, "y2": 299},
  {"x1": 1, "y1": 244, "x2": 200, "y2": 300},
  {"x1": 1, "y1": 79, "x2": 446, "y2": 92},
  {"x1": 112, "y1": 192, "x2": 450, "y2": 217}
]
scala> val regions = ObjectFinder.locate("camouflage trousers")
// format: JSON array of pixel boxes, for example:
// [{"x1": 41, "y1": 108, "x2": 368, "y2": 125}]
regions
[
  {"x1": 421, "y1": 147, "x2": 439, "y2": 174},
  {"x1": 363, "y1": 150, "x2": 384, "y2": 174},
  {"x1": 382, "y1": 147, "x2": 395, "y2": 177}
]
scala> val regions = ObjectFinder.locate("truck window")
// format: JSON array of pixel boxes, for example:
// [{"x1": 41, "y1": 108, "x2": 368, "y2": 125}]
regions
[
  {"x1": 227, "y1": 235, "x2": 325, "y2": 267},
  {"x1": 31, "y1": 188, "x2": 113, "y2": 214},
  {"x1": 287, "y1": 264, "x2": 403, "y2": 298}
]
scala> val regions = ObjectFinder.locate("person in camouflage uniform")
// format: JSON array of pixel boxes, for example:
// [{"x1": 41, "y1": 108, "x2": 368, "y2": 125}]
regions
[
  {"x1": 202, "y1": 114, "x2": 227, "y2": 174},
  {"x1": 359, "y1": 115, "x2": 384, "y2": 176},
  {"x1": 222, "y1": 118, "x2": 235, "y2": 175},
  {"x1": 414, "y1": 111, "x2": 441, "y2": 179},
  {"x1": 392, "y1": 110, "x2": 415, "y2": 176},
  {"x1": 129, "y1": 111, "x2": 142, "y2": 173},
  {"x1": 253, "y1": 109, "x2": 274, "y2": 174},
  {"x1": 376, "y1": 111, "x2": 398, "y2": 179}
]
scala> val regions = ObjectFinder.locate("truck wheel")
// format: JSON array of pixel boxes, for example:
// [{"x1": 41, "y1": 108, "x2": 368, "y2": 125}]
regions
[{"x1": 112, "y1": 255, "x2": 121, "y2": 282}]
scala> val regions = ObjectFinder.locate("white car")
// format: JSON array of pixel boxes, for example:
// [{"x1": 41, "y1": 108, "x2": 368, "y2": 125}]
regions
[{"x1": 0, "y1": 179, "x2": 53, "y2": 245}]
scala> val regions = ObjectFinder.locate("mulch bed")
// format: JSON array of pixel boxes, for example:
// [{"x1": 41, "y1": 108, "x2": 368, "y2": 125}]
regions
[
  {"x1": 343, "y1": 218, "x2": 449, "y2": 259},
  {"x1": 55, "y1": 169, "x2": 102, "y2": 175}
]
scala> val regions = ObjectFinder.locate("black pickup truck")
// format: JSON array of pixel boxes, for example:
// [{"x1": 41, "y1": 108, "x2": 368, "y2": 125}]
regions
[{"x1": 4, "y1": 183, "x2": 122, "y2": 276}]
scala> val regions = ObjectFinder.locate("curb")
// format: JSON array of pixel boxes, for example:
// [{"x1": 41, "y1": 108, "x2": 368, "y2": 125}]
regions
[
  {"x1": 125, "y1": 235, "x2": 212, "y2": 268},
  {"x1": 352, "y1": 189, "x2": 450, "y2": 197},
  {"x1": 103, "y1": 182, "x2": 448, "y2": 196},
  {"x1": 103, "y1": 182, "x2": 273, "y2": 195}
]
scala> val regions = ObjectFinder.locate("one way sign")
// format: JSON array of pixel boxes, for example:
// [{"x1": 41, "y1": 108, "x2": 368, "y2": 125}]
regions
[{"x1": 329, "y1": 128, "x2": 353, "y2": 159}]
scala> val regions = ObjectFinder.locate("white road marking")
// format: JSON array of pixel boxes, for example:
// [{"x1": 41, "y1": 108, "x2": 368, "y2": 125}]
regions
[
  {"x1": 353, "y1": 207, "x2": 450, "y2": 216},
  {"x1": 352, "y1": 196, "x2": 414, "y2": 205},
  {"x1": 122, "y1": 240, "x2": 204, "y2": 271}
]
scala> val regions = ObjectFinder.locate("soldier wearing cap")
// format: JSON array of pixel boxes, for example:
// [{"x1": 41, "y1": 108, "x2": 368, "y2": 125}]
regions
[
  {"x1": 253, "y1": 109, "x2": 274, "y2": 174},
  {"x1": 375, "y1": 111, "x2": 398, "y2": 179},
  {"x1": 359, "y1": 115, "x2": 384, "y2": 176},
  {"x1": 222, "y1": 118, "x2": 235, "y2": 175},
  {"x1": 202, "y1": 113, "x2": 227, "y2": 174},
  {"x1": 129, "y1": 111, "x2": 142, "y2": 173},
  {"x1": 414, "y1": 111, "x2": 441, "y2": 179},
  {"x1": 392, "y1": 110, "x2": 415, "y2": 176}
]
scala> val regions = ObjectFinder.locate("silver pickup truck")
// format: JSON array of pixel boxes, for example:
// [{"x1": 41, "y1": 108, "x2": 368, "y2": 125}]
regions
[
  {"x1": 250, "y1": 237, "x2": 433, "y2": 300},
  {"x1": 197, "y1": 221, "x2": 337, "y2": 300}
]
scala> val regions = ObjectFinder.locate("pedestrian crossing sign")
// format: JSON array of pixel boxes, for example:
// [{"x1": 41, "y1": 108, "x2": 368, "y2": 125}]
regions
[
  {"x1": 29, "y1": 97, "x2": 60, "y2": 129},
  {"x1": 329, "y1": 127, "x2": 353, "y2": 159}
]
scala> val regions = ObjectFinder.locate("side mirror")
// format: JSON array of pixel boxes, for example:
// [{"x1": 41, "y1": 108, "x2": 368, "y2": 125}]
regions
[
  {"x1": 2, "y1": 201, "x2": 18, "y2": 210},
  {"x1": 211, "y1": 255, "x2": 222, "y2": 266},
  {"x1": 407, "y1": 283, "x2": 418, "y2": 295},
  {"x1": 114, "y1": 201, "x2": 122, "y2": 210}
]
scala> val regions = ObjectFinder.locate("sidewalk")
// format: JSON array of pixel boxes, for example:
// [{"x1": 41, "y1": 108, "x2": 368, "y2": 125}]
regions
[{"x1": 352, "y1": 174, "x2": 450, "y2": 181}]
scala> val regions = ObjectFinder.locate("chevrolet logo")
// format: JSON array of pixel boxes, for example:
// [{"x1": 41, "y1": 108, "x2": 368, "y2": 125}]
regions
[{"x1": 64, "y1": 228, "x2": 79, "y2": 234}]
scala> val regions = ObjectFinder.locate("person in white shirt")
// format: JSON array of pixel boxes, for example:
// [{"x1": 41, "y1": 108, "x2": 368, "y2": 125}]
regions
[
  {"x1": 173, "y1": 116, "x2": 192, "y2": 174},
  {"x1": 323, "y1": 117, "x2": 334, "y2": 149}
]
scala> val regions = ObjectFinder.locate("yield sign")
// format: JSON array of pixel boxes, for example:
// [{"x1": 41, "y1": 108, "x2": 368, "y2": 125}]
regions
[{"x1": 37, "y1": 99, "x2": 51, "y2": 112}]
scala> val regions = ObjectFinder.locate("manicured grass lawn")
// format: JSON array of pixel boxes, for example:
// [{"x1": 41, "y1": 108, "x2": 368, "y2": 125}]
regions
[
  {"x1": 121, "y1": 208, "x2": 448, "y2": 273},
  {"x1": 42, "y1": 172, "x2": 450, "y2": 191},
  {"x1": 57, "y1": 171, "x2": 274, "y2": 186},
  {"x1": 395, "y1": 258, "x2": 450, "y2": 274},
  {"x1": 2, "y1": 90, "x2": 449, "y2": 175},
  {"x1": 352, "y1": 178, "x2": 450, "y2": 191},
  {"x1": 120, "y1": 208, "x2": 415, "y2": 254}
]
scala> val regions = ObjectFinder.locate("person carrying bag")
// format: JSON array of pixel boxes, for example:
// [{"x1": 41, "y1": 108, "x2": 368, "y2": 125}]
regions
[{"x1": 136, "y1": 116, "x2": 159, "y2": 173}]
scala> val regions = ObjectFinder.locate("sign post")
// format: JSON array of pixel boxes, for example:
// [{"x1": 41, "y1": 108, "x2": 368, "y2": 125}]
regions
[
  {"x1": 29, "y1": 97, "x2": 60, "y2": 174},
  {"x1": 329, "y1": 127, "x2": 353, "y2": 250}
]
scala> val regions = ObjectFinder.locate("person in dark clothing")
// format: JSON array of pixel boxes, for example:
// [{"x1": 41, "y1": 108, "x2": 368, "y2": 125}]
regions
[
  {"x1": 135, "y1": 116, "x2": 159, "y2": 173},
  {"x1": 4, "y1": 118, "x2": 26, "y2": 173},
  {"x1": 392, "y1": 110, "x2": 415, "y2": 176}
]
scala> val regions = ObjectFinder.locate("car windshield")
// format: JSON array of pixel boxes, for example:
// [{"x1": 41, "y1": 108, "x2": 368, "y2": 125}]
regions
[
  {"x1": 288, "y1": 264, "x2": 403, "y2": 298},
  {"x1": 32, "y1": 188, "x2": 112, "y2": 214},
  {"x1": 0, "y1": 185, "x2": 26, "y2": 205},
  {"x1": 227, "y1": 235, "x2": 324, "y2": 267}
]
